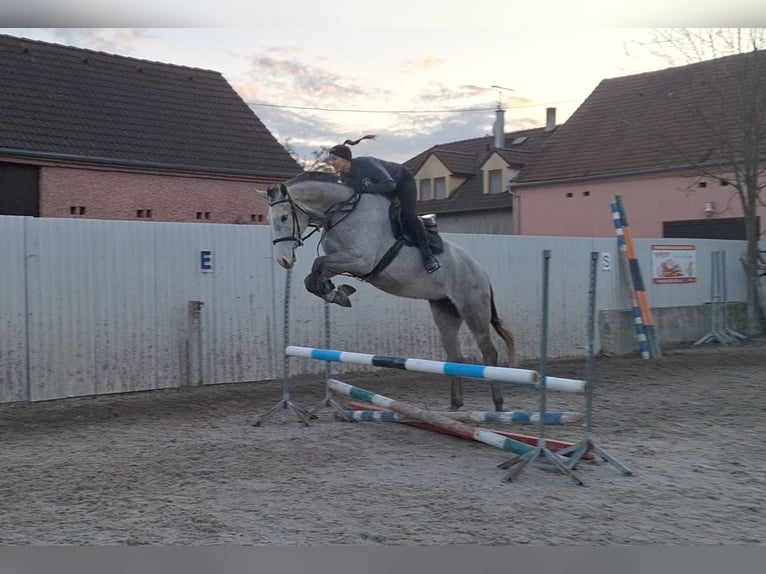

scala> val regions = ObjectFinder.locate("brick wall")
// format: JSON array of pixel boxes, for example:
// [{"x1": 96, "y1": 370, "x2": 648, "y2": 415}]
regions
[{"x1": 40, "y1": 166, "x2": 275, "y2": 224}]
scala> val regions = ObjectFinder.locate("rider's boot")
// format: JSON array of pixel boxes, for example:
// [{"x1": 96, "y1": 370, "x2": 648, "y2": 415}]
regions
[{"x1": 412, "y1": 218, "x2": 441, "y2": 274}]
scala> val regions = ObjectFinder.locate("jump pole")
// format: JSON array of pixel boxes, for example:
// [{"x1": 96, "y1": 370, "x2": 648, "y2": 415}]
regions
[
  {"x1": 341, "y1": 404, "x2": 583, "y2": 425},
  {"x1": 343, "y1": 401, "x2": 594, "y2": 460},
  {"x1": 286, "y1": 346, "x2": 585, "y2": 394},
  {"x1": 327, "y1": 379, "x2": 539, "y2": 457}
]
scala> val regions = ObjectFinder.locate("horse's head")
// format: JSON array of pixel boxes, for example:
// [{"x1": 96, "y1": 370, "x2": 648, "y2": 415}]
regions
[
  {"x1": 261, "y1": 182, "x2": 307, "y2": 270},
  {"x1": 260, "y1": 172, "x2": 355, "y2": 270}
]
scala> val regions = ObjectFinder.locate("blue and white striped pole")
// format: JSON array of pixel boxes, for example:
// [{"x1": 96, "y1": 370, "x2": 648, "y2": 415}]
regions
[
  {"x1": 342, "y1": 409, "x2": 582, "y2": 425},
  {"x1": 286, "y1": 346, "x2": 585, "y2": 394}
]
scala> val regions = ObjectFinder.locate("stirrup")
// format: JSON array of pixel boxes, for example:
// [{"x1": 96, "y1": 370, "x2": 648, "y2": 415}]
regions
[{"x1": 424, "y1": 255, "x2": 441, "y2": 274}]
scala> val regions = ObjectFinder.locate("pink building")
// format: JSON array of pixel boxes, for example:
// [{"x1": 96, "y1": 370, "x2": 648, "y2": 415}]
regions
[
  {"x1": 0, "y1": 34, "x2": 301, "y2": 224},
  {"x1": 512, "y1": 172, "x2": 751, "y2": 239}
]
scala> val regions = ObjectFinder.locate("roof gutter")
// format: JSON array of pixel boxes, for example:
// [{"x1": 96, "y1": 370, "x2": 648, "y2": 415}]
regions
[
  {"x1": 512, "y1": 157, "x2": 764, "y2": 188},
  {"x1": 0, "y1": 147, "x2": 299, "y2": 179}
]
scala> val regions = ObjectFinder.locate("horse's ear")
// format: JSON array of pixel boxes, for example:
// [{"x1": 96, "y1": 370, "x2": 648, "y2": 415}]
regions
[{"x1": 259, "y1": 184, "x2": 286, "y2": 204}]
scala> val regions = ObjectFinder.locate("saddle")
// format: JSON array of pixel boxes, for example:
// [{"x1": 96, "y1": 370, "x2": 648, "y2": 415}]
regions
[
  {"x1": 358, "y1": 205, "x2": 444, "y2": 281},
  {"x1": 358, "y1": 203, "x2": 444, "y2": 282},
  {"x1": 388, "y1": 202, "x2": 444, "y2": 255}
]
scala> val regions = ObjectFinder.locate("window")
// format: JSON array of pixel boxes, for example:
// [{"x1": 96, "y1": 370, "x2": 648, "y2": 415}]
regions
[
  {"x1": 70, "y1": 206, "x2": 86, "y2": 215},
  {"x1": 196, "y1": 212, "x2": 211, "y2": 220},
  {"x1": 488, "y1": 169, "x2": 503, "y2": 194},
  {"x1": 136, "y1": 209, "x2": 152, "y2": 218},
  {"x1": 419, "y1": 179, "x2": 432, "y2": 200},
  {"x1": 434, "y1": 177, "x2": 447, "y2": 199},
  {"x1": 251, "y1": 214, "x2": 264, "y2": 222}
]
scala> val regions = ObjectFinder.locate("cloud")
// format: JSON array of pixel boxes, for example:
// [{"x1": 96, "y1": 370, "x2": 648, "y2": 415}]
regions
[
  {"x1": 50, "y1": 28, "x2": 158, "y2": 54},
  {"x1": 403, "y1": 56, "x2": 447, "y2": 71},
  {"x1": 238, "y1": 46, "x2": 394, "y2": 107}
]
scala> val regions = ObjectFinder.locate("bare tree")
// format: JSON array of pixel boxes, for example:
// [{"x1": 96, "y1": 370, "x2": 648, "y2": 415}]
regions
[
  {"x1": 303, "y1": 146, "x2": 334, "y2": 172},
  {"x1": 633, "y1": 28, "x2": 766, "y2": 334},
  {"x1": 280, "y1": 137, "x2": 334, "y2": 172}
]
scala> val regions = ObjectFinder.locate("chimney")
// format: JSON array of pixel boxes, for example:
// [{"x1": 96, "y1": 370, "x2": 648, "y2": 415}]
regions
[
  {"x1": 493, "y1": 107, "x2": 505, "y2": 148},
  {"x1": 545, "y1": 107, "x2": 556, "y2": 131}
]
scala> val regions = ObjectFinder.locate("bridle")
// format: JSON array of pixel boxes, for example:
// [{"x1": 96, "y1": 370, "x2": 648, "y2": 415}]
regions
[
  {"x1": 268, "y1": 183, "x2": 361, "y2": 248},
  {"x1": 268, "y1": 186, "x2": 320, "y2": 247}
]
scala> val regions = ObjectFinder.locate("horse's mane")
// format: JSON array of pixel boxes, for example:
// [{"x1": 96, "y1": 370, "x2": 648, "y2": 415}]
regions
[{"x1": 286, "y1": 171, "x2": 342, "y2": 186}]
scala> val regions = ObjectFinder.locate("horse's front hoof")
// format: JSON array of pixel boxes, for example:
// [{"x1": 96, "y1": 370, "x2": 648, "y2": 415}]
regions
[
  {"x1": 332, "y1": 285, "x2": 356, "y2": 307},
  {"x1": 329, "y1": 290, "x2": 353, "y2": 307},
  {"x1": 335, "y1": 297, "x2": 352, "y2": 308}
]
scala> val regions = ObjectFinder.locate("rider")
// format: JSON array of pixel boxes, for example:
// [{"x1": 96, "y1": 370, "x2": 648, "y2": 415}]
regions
[{"x1": 327, "y1": 135, "x2": 441, "y2": 274}]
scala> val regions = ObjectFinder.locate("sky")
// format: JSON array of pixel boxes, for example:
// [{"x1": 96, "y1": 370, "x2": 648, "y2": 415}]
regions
[{"x1": 1, "y1": 2, "x2": 763, "y2": 164}]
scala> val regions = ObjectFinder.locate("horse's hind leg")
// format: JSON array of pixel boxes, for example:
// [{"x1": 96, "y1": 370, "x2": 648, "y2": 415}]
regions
[
  {"x1": 462, "y1": 307, "x2": 504, "y2": 412},
  {"x1": 428, "y1": 299, "x2": 465, "y2": 411}
]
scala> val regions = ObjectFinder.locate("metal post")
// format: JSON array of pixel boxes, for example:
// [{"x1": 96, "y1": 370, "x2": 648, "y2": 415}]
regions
[
  {"x1": 695, "y1": 251, "x2": 743, "y2": 346},
  {"x1": 498, "y1": 250, "x2": 583, "y2": 485},
  {"x1": 186, "y1": 300, "x2": 204, "y2": 387},
  {"x1": 254, "y1": 269, "x2": 313, "y2": 426},
  {"x1": 721, "y1": 250, "x2": 746, "y2": 342},
  {"x1": 308, "y1": 301, "x2": 354, "y2": 420},
  {"x1": 556, "y1": 252, "x2": 632, "y2": 475}
]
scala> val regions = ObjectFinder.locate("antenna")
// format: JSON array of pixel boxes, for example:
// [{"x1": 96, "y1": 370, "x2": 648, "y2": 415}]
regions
[{"x1": 490, "y1": 85, "x2": 515, "y2": 109}]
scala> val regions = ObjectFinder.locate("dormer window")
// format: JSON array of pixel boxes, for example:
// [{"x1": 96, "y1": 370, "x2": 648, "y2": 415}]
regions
[
  {"x1": 488, "y1": 169, "x2": 504, "y2": 194},
  {"x1": 434, "y1": 177, "x2": 447, "y2": 199},
  {"x1": 419, "y1": 179, "x2": 432, "y2": 200}
]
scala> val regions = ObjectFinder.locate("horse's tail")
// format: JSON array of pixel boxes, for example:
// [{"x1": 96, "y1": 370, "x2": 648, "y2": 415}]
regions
[{"x1": 490, "y1": 286, "x2": 516, "y2": 366}]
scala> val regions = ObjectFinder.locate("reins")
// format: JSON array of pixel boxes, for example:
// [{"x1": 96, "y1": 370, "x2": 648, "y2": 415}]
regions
[
  {"x1": 269, "y1": 187, "x2": 362, "y2": 247},
  {"x1": 269, "y1": 181, "x2": 407, "y2": 283}
]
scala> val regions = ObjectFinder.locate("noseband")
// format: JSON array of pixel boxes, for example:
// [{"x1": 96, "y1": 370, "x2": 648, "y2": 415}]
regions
[
  {"x1": 268, "y1": 190, "x2": 321, "y2": 246},
  {"x1": 268, "y1": 195, "x2": 304, "y2": 246},
  {"x1": 268, "y1": 179, "x2": 360, "y2": 248}
]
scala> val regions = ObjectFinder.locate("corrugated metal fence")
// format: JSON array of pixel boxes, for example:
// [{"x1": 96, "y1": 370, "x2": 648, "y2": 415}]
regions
[{"x1": 0, "y1": 215, "x2": 756, "y2": 403}]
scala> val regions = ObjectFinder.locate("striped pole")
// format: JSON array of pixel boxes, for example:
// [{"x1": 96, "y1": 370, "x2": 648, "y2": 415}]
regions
[
  {"x1": 286, "y1": 346, "x2": 585, "y2": 394},
  {"x1": 342, "y1": 408, "x2": 582, "y2": 425},
  {"x1": 327, "y1": 379, "x2": 536, "y2": 456},
  {"x1": 610, "y1": 197, "x2": 651, "y2": 360},
  {"x1": 343, "y1": 402, "x2": 594, "y2": 460},
  {"x1": 614, "y1": 196, "x2": 661, "y2": 358}
]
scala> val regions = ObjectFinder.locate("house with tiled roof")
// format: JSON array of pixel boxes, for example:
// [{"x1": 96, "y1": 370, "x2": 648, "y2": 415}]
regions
[
  {"x1": 404, "y1": 108, "x2": 557, "y2": 234},
  {"x1": 408, "y1": 50, "x2": 766, "y2": 240},
  {"x1": 512, "y1": 49, "x2": 766, "y2": 239},
  {"x1": 0, "y1": 33, "x2": 301, "y2": 224}
]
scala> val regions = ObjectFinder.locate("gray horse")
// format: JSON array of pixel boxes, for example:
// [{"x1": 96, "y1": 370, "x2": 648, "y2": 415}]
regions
[{"x1": 261, "y1": 171, "x2": 515, "y2": 411}]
